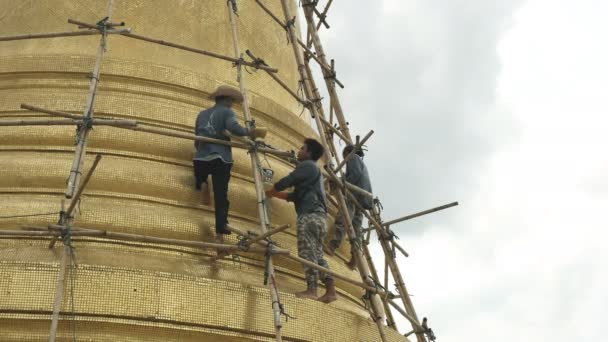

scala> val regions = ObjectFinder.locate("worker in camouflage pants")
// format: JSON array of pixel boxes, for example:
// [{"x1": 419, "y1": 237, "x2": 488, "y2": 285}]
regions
[
  {"x1": 266, "y1": 138, "x2": 337, "y2": 303},
  {"x1": 297, "y1": 211, "x2": 331, "y2": 290}
]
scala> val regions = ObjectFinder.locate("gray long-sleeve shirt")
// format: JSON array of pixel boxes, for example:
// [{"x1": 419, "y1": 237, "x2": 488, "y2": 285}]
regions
[
  {"x1": 344, "y1": 155, "x2": 373, "y2": 209},
  {"x1": 193, "y1": 103, "x2": 249, "y2": 163},
  {"x1": 274, "y1": 160, "x2": 327, "y2": 217}
]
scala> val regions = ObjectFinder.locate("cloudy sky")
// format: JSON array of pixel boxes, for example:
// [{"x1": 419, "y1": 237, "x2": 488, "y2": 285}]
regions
[{"x1": 301, "y1": 0, "x2": 607, "y2": 340}]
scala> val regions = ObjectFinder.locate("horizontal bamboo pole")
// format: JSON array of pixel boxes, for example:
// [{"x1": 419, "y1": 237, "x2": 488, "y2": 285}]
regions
[
  {"x1": 226, "y1": 224, "x2": 387, "y2": 296},
  {"x1": 67, "y1": 18, "x2": 278, "y2": 73},
  {"x1": 110, "y1": 123, "x2": 295, "y2": 159},
  {"x1": 382, "y1": 201, "x2": 459, "y2": 227},
  {"x1": 246, "y1": 224, "x2": 290, "y2": 246},
  {"x1": 21, "y1": 103, "x2": 84, "y2": 119},
  {"x1": 0, "y1": 118, "x2": 136, "y2": 127},
  {"x1": 46, "y1": 224, "x2": 289, "y2": 255},
  {"x1": 0, "y1": 30, "x2": 101, "y2": 42},
  {"x1": 20, "y1": 103, "x2": 294, "y2": 160},
  {"x1": 121, "y1": 33, "x2": 278, "y2": 73}
]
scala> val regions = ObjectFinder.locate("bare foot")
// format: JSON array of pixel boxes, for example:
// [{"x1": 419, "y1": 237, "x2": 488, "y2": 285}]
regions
[
  {"x1": 345, "y1": 258, "x2": 357, "y2": 270},
  {"x1": 317, "y1": 292, "x2": 338, "y2": 304},
  {"x1": 324, "y1": 244, "x2": 335, "y2": 256},
  {"x1": 295, "y1": 289, "x2": 318, "y2": 300},
  {"x1": 214, "y1": 234, "x2": 230, "y2": 259}
]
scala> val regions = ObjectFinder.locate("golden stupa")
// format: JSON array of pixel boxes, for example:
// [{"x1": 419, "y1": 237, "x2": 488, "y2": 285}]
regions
[{"x1": 0, "y1": 1, "x2": 407, "y2": 341}]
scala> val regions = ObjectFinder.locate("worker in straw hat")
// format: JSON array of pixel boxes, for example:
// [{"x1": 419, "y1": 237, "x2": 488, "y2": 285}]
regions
[{"x1": 193, "y1": 85, "x2": 263, "y2": 245}]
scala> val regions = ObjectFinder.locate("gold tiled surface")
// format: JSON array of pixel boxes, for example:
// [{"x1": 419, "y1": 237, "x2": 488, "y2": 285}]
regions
[{"x1": 0, "y1": 0, "x2": 405, "y2": 340}]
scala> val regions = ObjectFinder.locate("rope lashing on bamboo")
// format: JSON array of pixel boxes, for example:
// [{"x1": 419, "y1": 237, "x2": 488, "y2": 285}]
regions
[
  {"x1": 284, "y1": 16, "x2": 296, "y2": 43},
  {"x1": 74, "y1": 116, "x2": 94, "y2": 145},
  {"x1": 273, "y1": 300, "x2": 296, "y2": 321},
  {"x1": 227, "y1": 0, "x2": 238, "y2": 16},
  {"x1": 263, "y1": 241, "x2": 277, "y2": 285},
  {"x1": 406, "y1": 317, "x2": 436, "y2": 341}
]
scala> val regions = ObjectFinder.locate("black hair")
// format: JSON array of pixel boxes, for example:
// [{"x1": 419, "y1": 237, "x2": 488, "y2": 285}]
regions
[
  {"x1": 343, "y1": 144, "x2": 364, "y2": 157},
  {"x1": 304, "y1": 138, "x2": 325, "y2": 161}
]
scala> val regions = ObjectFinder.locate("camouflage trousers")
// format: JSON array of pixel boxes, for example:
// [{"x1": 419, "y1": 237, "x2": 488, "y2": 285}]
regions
[
  {"x1": 329, "y1": 198, "x2": 363, "y2": 251},
  {"x1": 297, "y1": 212, "x2": 333, "y2": 290}
]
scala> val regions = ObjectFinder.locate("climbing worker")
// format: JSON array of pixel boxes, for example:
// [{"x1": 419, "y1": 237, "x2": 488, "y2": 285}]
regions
[
  {"x1": 193, "y1": 85, "x2": 259, "y2": 244},
  {"x1": 265, "y1": 138, "x2": 338, "y2": 303},
  {"x1": 326, "y1": 144, "x2": 373, "y2": 269}
]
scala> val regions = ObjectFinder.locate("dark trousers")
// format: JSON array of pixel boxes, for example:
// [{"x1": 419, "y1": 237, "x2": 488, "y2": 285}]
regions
[{"x1": 193, "y1": 159, "x2": 232, "y2": 234}]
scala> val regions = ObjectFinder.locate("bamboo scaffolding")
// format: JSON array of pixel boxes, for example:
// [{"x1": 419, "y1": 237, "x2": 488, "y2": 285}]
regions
[
  {"x1": 382, "y1": 201, "x2": 459, "y2": 227},
  {"x1": 0, "y1": 30, "x2": 102, "y2": 42},
  {"x1": 245, "y1": 224, "x2": 291, "y2": 246},
  {"x1": 48, "y1": 245, "x2": 69, "y2": 342},
  {"x1": 225, "y1": 225, "x2": 389, "y2": 297},
  {"x1": 63, "y1": 9, "x2": 114, "y2": 199},
  {"x1": 339, "y1": 185, "x2": 426, "y2": 341},
  {"x1": 0, "y1": 118, "x2": 136, "y2": 127},
  {"x1": 49, "y1": 154, "x2": 102, "y2": 249},
  {"x1": 225, "y1": 3, "x2": 284, "y2": 340},
  {"x1": 19, "y1": 103, "x2": 295, "y2": 161},
  {"x1": 300, "y1": 0, "x2": 352, "y2": 142},
  {"x1": 333, "y1": 130, "x2": 374, "y2": 173},
  {"x1": 278, "y1": 1, "x2": 388, "y2": 340},
  {"x1": 315, "y1": 0, "x2": 334, "y2": 31}
]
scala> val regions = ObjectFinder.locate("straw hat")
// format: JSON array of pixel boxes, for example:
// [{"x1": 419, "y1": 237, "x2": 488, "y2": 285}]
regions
[{"x1": 209, "y1": 85, "x2": 244, "y2": 103}]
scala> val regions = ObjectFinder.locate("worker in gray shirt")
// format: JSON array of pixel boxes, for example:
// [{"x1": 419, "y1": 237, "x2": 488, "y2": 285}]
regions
[
  {"x1": 266, "y1": 138, "x2": 337, "y2": 303},
  {"x1": 327, "y1": 145, "x2": 373, "y2": 269},
  {"x1": 194, "y1": 85, "x2": 258, "y2": 243}
]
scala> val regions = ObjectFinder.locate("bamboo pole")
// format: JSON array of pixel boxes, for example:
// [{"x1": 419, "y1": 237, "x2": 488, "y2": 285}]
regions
[
  {"x1": 64, "y1": 4, "x2": 114, "y2": 199},
  {"x1": 362, "y1": 241, "x2": 397, "y2": 329},
  {"x1": 300, "y1": 0, "x2": 352, "y2": 141},
  {"x1": 332, "y1": 130, "x2": 374, "y2": 173},
  {"x1": 382, "y1": 201, "x2": 459, "y2": 227},
  {"x1": 0, "y1": 30, "x2": 101, "y2": 42},
  {"x1": 20, "y1": 102, "x2": 294, "y2": 160},
  {"x1": 245, "y1": 224, "x2": 291, "y2": 246},
  {"x1": 278, "y1": 2, "x2": 387, "y2": 340},
  {"x1": 0, "y1": 118, "x2": 136, "y2": 127},
  {"x1": 45, "y1": 224, "x2": 288, "y2": 255},
  {"x1": 226, "y1": 3, "x2": 284, "y2": 340},
  {"x1": 225, "y1": 225, "x2": 388, "y2": 297},
  {"x1": 318, "y1": 116, "x2": 351, "y2": 144},
  {"x1": 49, "y1": 154, "x2": 102, "y2": 249},
  {"x1": 296, "y1": 40, "x2": 344, "y2": 89},
  {"x1": 48, "y1": 246, "x2": 69, "y2": 342},
  {"x1": 315, "y1": 0, "x2": 334, "y2": 31},
  {"x1": 20, "y1": 104, "x2": 84, "y2": 120}
]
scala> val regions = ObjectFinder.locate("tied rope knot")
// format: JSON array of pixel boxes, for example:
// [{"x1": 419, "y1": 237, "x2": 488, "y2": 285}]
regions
[
  {"x1": 273, "y1": 300, "x2": 296, "y2": 321},
  {"x1": 263, "y1": 241, "x2": 276, "y2": 285}
]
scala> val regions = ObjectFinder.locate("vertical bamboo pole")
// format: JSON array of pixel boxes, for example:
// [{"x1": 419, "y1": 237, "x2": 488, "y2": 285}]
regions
[
  {"x1": 371, "y1": 205, "x2": 426, "y2": 342},
  {"x1": 48, "y1": 246, "x2": 70, "y2": 342},
  {"x1": 65, "y1": 0, "x2": 113, "y2": 198},
  {"x1": 300, "y1": 0, "x2": 352, "y2": 142},
  {"x1": 278, "y1": 1, "x2": 387, "y2": 340},
  {"x1": 225, "y1": 3, "x2": 283, "y2": 340},
  {"x1": 363, "y1": 242, "x2": 397, "y2": 330}
]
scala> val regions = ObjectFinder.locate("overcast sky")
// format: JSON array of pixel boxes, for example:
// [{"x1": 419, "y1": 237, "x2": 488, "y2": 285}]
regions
[{"x1": 301, "y1": 0, "x2": 607, "y2": 340}]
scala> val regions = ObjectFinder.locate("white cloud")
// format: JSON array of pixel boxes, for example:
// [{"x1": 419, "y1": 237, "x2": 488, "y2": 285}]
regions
[{"x1": 305, "y1": 0, "x2": 607, "y2": 340}]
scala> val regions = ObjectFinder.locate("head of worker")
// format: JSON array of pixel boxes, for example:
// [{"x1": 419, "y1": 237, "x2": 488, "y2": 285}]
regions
[
  {"x1": 209, "y1": 85, "x2": 244, "y2": 108},
  {"x1": 297, "y1": 138, "x2": 324, "y2": 162},
  {"x1": 342, "y1": 144, "x2": 364, "y2": 159}
]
